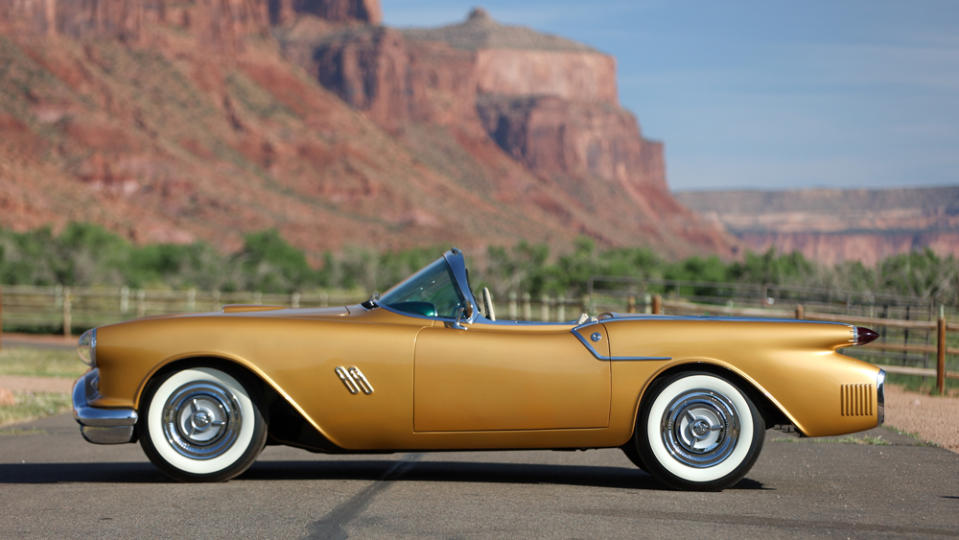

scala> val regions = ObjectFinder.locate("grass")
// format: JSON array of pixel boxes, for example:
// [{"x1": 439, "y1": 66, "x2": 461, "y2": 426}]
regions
[
  {"x1": 0, "y1": 347, "x2": 85, "y2": 378},
  {"x1": 884, "y1": 372, "x2": 959, "y2": 396},
  {"x1": 0, "y1": 391, "x2": 72, "y2": 427},
  {"x1": 882, "y1": 425, "x2": 940, "y2": 448}
]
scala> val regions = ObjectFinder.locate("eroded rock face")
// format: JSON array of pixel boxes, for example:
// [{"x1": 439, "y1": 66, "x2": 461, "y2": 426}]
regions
[
  {"x1": 267, "y1": 0, "x2": 381, "y2": 26},
  {"x1": 475, "y1": 50, "x2": 617, "y2": 103},
  {"x1": 476, "y1": 96, "x2": 665, "y2": 193},
  {"x1": 281, "y1": 8, "x2": 733, "y2": 256},
  {"x1": 677, "y1": 188, "x2": 959, "y2": 264},
  {"x1": 0, "y1": 1, "x2": 736, "y2": 258},
  {"x1": 0, "y1": 0, "x2": 271, "y2": 52}
]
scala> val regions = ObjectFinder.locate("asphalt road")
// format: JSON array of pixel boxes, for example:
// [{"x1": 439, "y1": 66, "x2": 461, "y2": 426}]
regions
[{"x1": 1, "y1": 415, "x2": 957, "y2": 539}]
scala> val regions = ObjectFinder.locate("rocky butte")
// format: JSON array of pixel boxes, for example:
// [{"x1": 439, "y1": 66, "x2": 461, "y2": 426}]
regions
[
  {"x1": 0, "y1": 0, "x2": 734, "y2": 259},
  {"x1": 677, "y1": 187, "x2": 959, "y2": 265}
]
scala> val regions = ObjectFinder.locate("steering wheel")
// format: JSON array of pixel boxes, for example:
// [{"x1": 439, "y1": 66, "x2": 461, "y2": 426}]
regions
[{"x1": 482, "y1": 287, "x2": 496, "y2": 321}]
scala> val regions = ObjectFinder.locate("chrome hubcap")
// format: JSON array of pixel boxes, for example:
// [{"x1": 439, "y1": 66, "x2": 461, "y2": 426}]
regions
[
  {"x1": 161, "y1": 381, "x2": 242, "y2": 460},
  {"x1": 661, "y1": 389, "x2": 740, "y2": 468}
]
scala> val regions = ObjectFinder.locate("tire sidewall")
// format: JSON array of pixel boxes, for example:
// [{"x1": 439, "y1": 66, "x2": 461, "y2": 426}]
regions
[
  {"x1": 140, "y1": 366, "x2": 265, "y2": 481},
  {"x1": 638, "y1": 372, "x2": 764, "y2": 490}
]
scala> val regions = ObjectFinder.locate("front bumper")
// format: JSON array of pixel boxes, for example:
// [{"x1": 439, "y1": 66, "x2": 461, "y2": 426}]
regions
[{"x1": 72, "y1": 370, "x2": 138, "y2": 444}]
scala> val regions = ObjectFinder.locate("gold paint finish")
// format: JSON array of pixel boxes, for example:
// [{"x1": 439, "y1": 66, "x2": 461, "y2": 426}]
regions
[
  {"x1": 85, "y1": 306, "x2": 882, "y2": 451},
  {"x1": 413, "y1": 322, "x2": 610, "y2": 431}
]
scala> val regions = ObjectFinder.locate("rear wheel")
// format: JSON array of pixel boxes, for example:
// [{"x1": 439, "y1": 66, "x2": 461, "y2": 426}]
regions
[
  {"x1": 139, "y1": 366, "x2": 267, "y2": 482},
  {"x1": 633, "y1": 371, "x2": 764, "y2": 491}
]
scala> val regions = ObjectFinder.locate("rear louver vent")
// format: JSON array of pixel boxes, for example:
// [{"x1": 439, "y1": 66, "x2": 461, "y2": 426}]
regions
[{"x1": 840, "y1": 384, "x2": 874, "y2": 417}]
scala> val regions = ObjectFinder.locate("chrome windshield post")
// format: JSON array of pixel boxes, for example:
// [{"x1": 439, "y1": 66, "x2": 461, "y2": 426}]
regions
[{"x1": 447, "y1": 307, "x2": 469, "y2": 330}]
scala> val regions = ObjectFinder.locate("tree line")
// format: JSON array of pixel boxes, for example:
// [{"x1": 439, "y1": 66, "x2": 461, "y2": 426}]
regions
[{"x1": 1, "y1": 223, "x2": 957, "y2": 306}]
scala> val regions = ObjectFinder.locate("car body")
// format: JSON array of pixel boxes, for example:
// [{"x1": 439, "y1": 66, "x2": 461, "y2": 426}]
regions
[{"x1": 73, "y1": 248, "x2": 885, "y2": 490}]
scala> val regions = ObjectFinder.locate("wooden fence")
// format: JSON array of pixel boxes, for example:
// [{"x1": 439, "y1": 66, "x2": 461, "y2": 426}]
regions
[
  {"x1": 0, "y1": 285, "x2": 955, "y2": 393},
  {"x1": 651, "y1": 296, "x2": 957, "y2": 393},
  {"x1": 0, "y1": 285, "x2": 362, "y2": 337}
]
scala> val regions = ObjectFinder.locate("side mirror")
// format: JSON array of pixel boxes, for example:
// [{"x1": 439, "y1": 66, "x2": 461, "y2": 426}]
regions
[{"x1": 448, "y1": 306, "x2": 469, "y2": 330}]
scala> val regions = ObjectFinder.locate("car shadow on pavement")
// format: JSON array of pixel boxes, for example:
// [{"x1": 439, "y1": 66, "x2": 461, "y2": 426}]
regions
[
  {"x1": 243, "y1": 460, "x2": 770, "y2": 491},
  {"x1": 0, "y1": 460, "x2": 768, "y2": 490},
  {"x1": 0, "y1": 462, "x2": 165, "y2": 483}
]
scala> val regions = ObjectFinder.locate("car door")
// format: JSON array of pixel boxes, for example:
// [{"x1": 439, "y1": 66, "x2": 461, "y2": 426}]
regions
[{"x1": 413, "y1": 322, "x2": 610, "y2": 432}]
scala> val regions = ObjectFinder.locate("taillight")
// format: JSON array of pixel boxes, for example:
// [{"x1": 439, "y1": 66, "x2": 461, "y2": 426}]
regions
[{"x1": 854, "y1": 326, "x2": 879, "y2": 345}]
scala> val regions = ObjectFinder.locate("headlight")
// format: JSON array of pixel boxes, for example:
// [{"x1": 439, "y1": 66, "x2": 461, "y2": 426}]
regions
[{"x1": 77, "y1": 328, "x2": 97, "y2": 367}]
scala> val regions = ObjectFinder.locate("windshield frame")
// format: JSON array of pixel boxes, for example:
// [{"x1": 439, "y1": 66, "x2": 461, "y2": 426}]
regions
[{"x1": 373, "y1": 248, "x2": 481, "y2": 323}]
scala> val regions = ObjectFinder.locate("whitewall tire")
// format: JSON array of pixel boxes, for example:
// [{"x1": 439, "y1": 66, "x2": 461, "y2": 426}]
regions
[
  {"x1": 635, "y1": 372, "x2": 764, "y2": 491},
  {"x1": 139, "y1": 367, "x2": 267, "y2": 482}
]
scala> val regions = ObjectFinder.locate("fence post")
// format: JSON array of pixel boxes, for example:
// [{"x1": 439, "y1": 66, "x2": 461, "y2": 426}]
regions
[
  {"x1": 644, "y1": 293, "x2": 651, "y2": 314},
  {"x1": 292, "y1": 292, "x2": 301, "y2": 308},
  {"x1": 540, "y1": 295, "x2": 549, "y2": 322},
  {"x1": 557, "y1": 296, "x2": 566, "y2": 322},
  {"x1": 120, "y1": 286, "x2": 130, "y2": 314},
  {"x1": 137, "y1": 289, "x2": 146, "y2": 317},
  {"x1": 627, "y1": 296, "x2": 637, "y2": 313},
  {"x1": 0, "y1": 286, "x2": 4, "y2": 352},
  {"x1": 795, "y1": 304, "x2": 804, "y2": 320},
  {"x1": 508, "y1": 292, "x2": 518, "y2": 320},
  {"x1": 522, "y1": 293, "x2": 532, "y2": 321},
  {"x1": 652, "y1": 294, "x2": 662, "y2": 315},
  {"x1": 937, "y1": 306, "x2": 946, "y2": 395},
  {"x1": 63, "y1": 287, "x2": 72, "y2": 338}
]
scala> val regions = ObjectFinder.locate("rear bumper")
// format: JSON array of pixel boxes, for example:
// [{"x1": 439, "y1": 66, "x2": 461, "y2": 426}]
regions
[{"x1": 72, "y1": 370, "x2": 138, "y2": 444}]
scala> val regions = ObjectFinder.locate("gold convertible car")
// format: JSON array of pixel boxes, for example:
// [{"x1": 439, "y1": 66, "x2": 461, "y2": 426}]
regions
[{"x1": 73, "y1": 248, "x2": 884, "y2": 490}]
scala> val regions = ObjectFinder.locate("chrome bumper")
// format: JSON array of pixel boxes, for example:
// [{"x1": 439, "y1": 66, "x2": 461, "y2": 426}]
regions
[{"x1": 72, "y1": 370, "x2": 138, "y2": 444}]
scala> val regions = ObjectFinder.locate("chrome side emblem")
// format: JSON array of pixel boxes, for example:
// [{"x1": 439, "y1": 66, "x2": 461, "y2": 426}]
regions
[{"x1": 334, "y1": 366, "x2": 374, "y2": 395}]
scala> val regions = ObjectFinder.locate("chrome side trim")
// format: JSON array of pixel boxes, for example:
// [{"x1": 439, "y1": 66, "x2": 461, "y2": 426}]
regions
[
  {"x1": 877, "y1": 369, "x2": 886, "y2": 425},
  {"x1": 586, "y1": 313, "x2": 849, "y2": 326},
  {"x1": 571, "y1": 322, "x2": 671, "y2": 362},
  {"x1": 334, "y1": 367, "x2": 359, "y2": 394},
  {"x1": 348, "y1": 367, "x2": 374, "y2": 395},
  {"x1": 72, "y1": 370, "x2": 138, "y2": 444},
  {"x1": 335, "y1": 366, "x2": 374, "y2": 395}
]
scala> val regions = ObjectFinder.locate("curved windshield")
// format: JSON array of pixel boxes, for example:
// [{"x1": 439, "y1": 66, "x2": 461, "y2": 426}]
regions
[{"x1": 378, "y1": 257, "x2": 465, "y2": 319}]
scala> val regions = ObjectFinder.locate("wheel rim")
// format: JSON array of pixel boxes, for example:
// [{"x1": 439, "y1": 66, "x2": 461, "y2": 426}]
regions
[
  {"x1": 660, "y1": 389, "x2": 740, "y2": 468},
  {"x1": 161, "y1": 381, "x2": 242, "y2": 460}
]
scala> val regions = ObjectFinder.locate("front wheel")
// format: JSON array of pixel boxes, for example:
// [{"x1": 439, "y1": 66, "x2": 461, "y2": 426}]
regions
[
  {"x1": 634, "y1": 372, "x2": 765, "y2": 491},
  {"x1": 139, "y1": 366, "x2": 267, "y2": 482}
]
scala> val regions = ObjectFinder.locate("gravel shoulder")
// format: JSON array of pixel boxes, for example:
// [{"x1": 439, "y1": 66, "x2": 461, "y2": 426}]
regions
[
  {"x1": 0, "y1": 375, "x2": 74, "y2": 394},
  {"x1": 884, "y1": 384, "x2": 959, "y2": 452}
]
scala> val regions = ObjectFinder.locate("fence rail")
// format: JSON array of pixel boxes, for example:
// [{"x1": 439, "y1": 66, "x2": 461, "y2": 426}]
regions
[
  {"x1": 658, "y1": 297, "x2": 956, "y2": 392},
  {"x1": 0, "y1": 284, "x2": 955, "y2": 392}
]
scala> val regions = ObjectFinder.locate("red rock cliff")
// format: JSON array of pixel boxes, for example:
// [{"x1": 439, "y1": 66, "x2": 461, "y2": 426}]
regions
[
  {"x1": 276, "y1": 7, "x2": 733, "y2": 254},
  {"x1": 676, "y1": 188, "x2": 959, "y2": 264},
  {"x1": 268, "y1": 0, "x2": 380, "y2": 26},
  {"x1": 0, "y1": 1, "x2": 736, "y2": 259},
  {"x1": 0, "y1": 0, "x2": 270, "y2": 52}
]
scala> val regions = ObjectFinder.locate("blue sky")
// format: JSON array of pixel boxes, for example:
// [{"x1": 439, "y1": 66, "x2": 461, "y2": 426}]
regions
[{"x1": 382, "y1": 1, "x2": 959, "y2": 191}]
